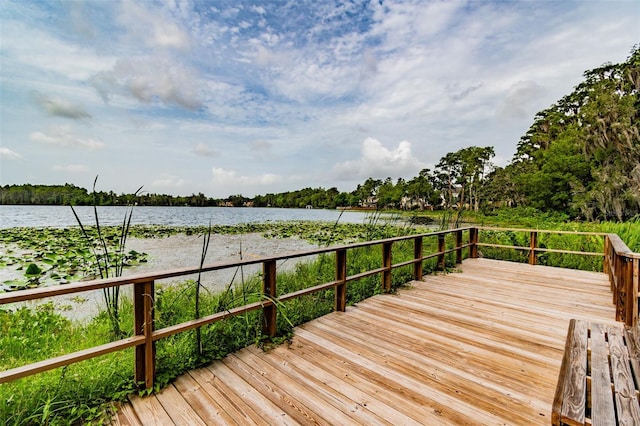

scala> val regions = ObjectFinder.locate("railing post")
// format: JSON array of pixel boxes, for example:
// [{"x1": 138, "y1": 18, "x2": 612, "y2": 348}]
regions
[
  {"x1": 616, "y1": 254, "x2": 625, "y2": 323},
  {"x1": 382, "y1": 242, "x2": 392, "y2": 293},
  {"x1": 413, "y1": 236, "x2": 423, "y2": 281},
  {"x1": 437, "y1": 234, "x2": 446, "y2": 270},
  {"x1": 613, "y1": 251, "x2": 619, "y2": 305},
  {"x1": 634, "y1": 258, "x2": 639, "y2": 328},
  {"x1": 529, "y1": 231, "x2": 538, "y2": 265},
  {"x1": 469, "y1": 228, "x2": 478, "y2": 259},
  {"x1": 262, "y1": 260, "x2": 277, "y2": 338},
  {"x1": 134, "y1": 280, "x2": 155, "y2": 389},
  {"x1": 455, "y1": 230, "x2": 463, "y2": 264},
  {"x1": 335, "y1": 249, "x2": 347, "y2": 312},
  {"x1": 603, "y1": 236, "x2": 610, "y2": 277},
  {"x1": 625, "y1": 257, "x2": 638, "y2": 327}
]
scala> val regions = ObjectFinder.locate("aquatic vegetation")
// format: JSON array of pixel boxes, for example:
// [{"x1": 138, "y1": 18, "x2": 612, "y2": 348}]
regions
[
  {"x1": 0, "y1": 219, "x2": 423, "y2": 291},
  {"x1": 0, "y1": 227, "x2": 149, "y2": 290}
]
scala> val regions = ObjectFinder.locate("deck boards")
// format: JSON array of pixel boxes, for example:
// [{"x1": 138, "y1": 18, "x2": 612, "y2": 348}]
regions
[{"x1": 112, "y1": 258, "x2": 618, "y2": 425}]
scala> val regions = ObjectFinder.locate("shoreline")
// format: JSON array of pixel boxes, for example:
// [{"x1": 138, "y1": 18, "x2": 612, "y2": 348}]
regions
[{"x1": 1, "y1": 232, "x2": 320, "y2": 321}]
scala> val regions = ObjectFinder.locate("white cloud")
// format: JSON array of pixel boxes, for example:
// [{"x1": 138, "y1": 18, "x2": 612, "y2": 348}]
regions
[
  {"x1": 52, "y1": 164, "x2": 88, "y2": 173},
  {"x1": 0, "y1": 20, "x2": 114, "y2": 82},
  {"x1": 1, "y1": 1, "x2": 638, "y2": 197},
  {"x1": 30, "y1": 125, "x2": 105, "y2": 150},
  {"x1": 333, "y1": 138, "x2": 425, "y2": 181},
  {"x1": 92, "y1": 57, "x2": 202, "y2": 110},
  {"x1": 118, "y1": 0, "x2": 190, "y2": 50},
  {"x1": 212, "y1": 167, "x2": 283, "y2": 187},
  {"x1": 0, "y1": 148, "x2": 23, "y2": 160},
  {"x1": 497, "y1": 81, "x2": 546, "y2": 120},
  {"x1": 32, "y1": 92, "x2": 91, "y2": 119},
  {"x1": 151, "y1": 174, "x2": 186, "y2": 189},
  {"x1": 192, "y1": 143, "x2": 218, "y2": 157},
  {"x1": 68, "y1": 1, "x2": 96, "y2": 39}
]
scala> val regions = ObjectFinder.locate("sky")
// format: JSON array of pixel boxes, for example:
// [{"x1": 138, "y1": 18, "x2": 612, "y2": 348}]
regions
[{"x1": 1, "y1": 0, "x2": 638, "y2": 198}]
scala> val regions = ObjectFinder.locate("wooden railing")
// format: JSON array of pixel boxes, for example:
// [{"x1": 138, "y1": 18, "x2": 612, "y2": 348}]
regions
[
  {"x1": 476, "y1": 227, "x2": 639, "y2": 327},
  {"x1": 0, "y1": 227, "x2": 473, "y2": 389},
  {"x1": 604, "y1": 234, "x2": 639, "y2": 327},
  {"x1": 1, "y1": 226, "x2": 637, "y2": 389}
]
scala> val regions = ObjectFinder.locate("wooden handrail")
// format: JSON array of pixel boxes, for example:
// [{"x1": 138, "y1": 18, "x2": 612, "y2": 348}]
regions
[
  {"x1": 2, "y1": 225, "x2": 636, "y2": 387},
  {"x1": 0, "y1": 227, "x2": 473, "y2": 388},
  {"x1": 476, "y1": 227, "x2": 639, "y2": 328}
]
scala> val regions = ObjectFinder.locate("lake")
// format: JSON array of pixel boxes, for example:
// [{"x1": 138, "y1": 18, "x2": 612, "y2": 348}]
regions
[
  {"x1": 0, "y1": 205, "x2": 381, "y2": 320},
  {"x1": 0, "y1": 205, "x2": 376, "y2": 229}
]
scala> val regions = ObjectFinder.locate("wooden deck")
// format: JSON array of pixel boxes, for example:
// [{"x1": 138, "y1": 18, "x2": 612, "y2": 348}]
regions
[{"x1": 113, "y1": 258, "x2": 618, "y2": 425}]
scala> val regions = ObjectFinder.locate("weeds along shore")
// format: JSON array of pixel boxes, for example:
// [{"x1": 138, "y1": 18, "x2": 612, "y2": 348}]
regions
[{"x1": 1, "y1": 212, "x2": 639, "y2": 424}]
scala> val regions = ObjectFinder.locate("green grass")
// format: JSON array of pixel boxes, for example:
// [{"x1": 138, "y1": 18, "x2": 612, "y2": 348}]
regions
[
  {"x1": 1, "y1": 214, "x2": 638, "y2": 424},
  {"x1": 0, "y1": 220, "x2": 433, "y2": 425}
]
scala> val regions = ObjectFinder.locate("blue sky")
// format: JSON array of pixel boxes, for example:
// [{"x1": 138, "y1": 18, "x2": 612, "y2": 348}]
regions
[{"x1": 1, "y1": 0, "x2": 638, "y2": 198}]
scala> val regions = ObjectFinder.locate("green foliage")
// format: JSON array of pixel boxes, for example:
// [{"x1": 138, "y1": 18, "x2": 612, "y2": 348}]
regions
[
  {"x1": 0, "y1": 220, "x2": 423, "y2": 424},
  {"x1": 2, "y1": 214, "x2": 636, "y2": 424},
  {"x1": 488, "y1": 46, "x2": 640, "y2": 220}
]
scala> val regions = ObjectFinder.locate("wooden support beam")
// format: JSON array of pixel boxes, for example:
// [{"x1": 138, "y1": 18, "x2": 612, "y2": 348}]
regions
[
  {"x1": 382, "y1": 242, "x2": 392, "y2": 293},
  {"x1": 437, "y1": 234, "x2": 446, "y2": 270},
  {"x1": 616, "y1": 255, "x2": 626, "y2": 323},
  {"x1": 134, "y1": 280, "x2": 155, "y2": 389},
  {"x1": 262, "y1": 260, "x2": 277, "y2": 338},
  {"x1": 529, "y1": 231, "x2": 538, "y2": 265},
  {"x1": 469, "y1": 228, "x2": 478, "y2": 259},
  {"x1": 603, "y1": 236, "x2": 611, "y2": 277},
  {"x1": 625, "y1": 257, "x2": 638, "y2": 327},
  {"x1": 455, "y1": 230, "x2": 463, "y2": 264},
  {"x1": 335, "y1": 249, "x2": 347, "y2": 312},
  {"x1": 413, "y1": 236, "x2": 423, "y2": 281}
]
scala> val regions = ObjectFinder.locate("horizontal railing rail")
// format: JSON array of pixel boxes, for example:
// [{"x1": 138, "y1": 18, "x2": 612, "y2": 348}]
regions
[
  {"x1": 1, "y1": 225, "x2": 637, "y2": 390},
  {"x1": 476, "y1": 226, "x2": 639, "y2": 327},
  {"x1": 0, "y1": 227, "x2": 473, "y2": 388}
]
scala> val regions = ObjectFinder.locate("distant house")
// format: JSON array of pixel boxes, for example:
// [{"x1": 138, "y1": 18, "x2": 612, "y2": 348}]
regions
[
  {"x1": 440, "y1": 185, "x2": 463, "y2": 208},
  {"x1": 400, "y1": 196, "x2": 432, "y2": 210},
  {"x1": 360, "y1": 196, "x2": 378, "y2": 209}
]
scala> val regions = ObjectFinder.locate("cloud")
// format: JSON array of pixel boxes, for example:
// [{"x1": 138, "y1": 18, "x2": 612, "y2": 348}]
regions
[
  {"x1": 30, "y1": 125, "x2": 105, "y2": 150},
  {"x1": 52, "y1": 164, "x2": 88, "y2": 173},
  {"x1": 333, "y1": 137, "x2": 425, "y2": 181},
  {"x1": 212, "y1": 167, "x2": 283, "y2": 186},
  {"x1": 68, "y1": 1, "x2": 95, "y2": 38},
  {"x1": 497, "y1": 81, "x2": 546, "y2": 119},
  {"x1": 447, "y1": 83, "x2": 483, "y2": 102},
  {"x1": 192, "y1": 143, "x2": 218, "y2": 157},
  {"x1": 249, "y1": 140, "x2": 273, "y2": 159},
  {"x1": 118, "y1": 0, "x2": 190, "y2": 50},
  {"x1": 92, "y1": 57, "x2": 202, "y2": 110},
  {"x1": 151, "y1": 174, "x2": 186, "y2": 189},
  {"x1": 32, "y1": 92, "x2": 91, "y2": 119},
  {"x1": 0, "y1": 148, "x2": 23, "y2": 160}
]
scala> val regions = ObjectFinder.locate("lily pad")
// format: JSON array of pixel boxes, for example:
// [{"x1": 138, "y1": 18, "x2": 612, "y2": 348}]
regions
[{"x1": 25, "y1": 263, "x2": 43, "y2": 276}]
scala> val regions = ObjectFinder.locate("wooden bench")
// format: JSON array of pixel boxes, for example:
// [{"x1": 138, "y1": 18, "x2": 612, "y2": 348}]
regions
[{"x1": 552, "y1": 319, "x2": 640, "y2": 425}]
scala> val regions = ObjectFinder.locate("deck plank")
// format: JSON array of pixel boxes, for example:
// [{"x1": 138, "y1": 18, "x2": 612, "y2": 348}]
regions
[{"x1": 115, "y1": 258, "x2": 616, "y2": 425}]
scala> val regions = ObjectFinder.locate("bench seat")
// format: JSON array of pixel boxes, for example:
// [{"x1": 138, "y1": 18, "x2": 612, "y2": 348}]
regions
[{"x1": 552, "y1": 319, "x2": 640, "y2": 425}]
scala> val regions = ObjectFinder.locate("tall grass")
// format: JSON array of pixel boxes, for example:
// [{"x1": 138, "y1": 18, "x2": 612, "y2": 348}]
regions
[
  {"x1": 477, "y1": 217, "x2": 640, "y2": 271},
  {"x1": 1, "y1": 222, "x2": 429, "y2": 424},
  {"x1": 70, "y1": 177, "x2": 142, "y2": 338},
  {"x1": 2, "y1": 215, "x2": 636, "y2": 424}
]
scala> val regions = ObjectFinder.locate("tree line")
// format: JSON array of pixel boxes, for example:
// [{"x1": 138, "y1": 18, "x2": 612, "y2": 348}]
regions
[
  {"x1": 2, "y1": 47, "x2": 638, "y2": 220},
  {"x1": 484, "y1": 46, "x2": 639, "y2": 221},
  {"x1": 0, "y1": 145, "x2": 496, "y2": 211}
]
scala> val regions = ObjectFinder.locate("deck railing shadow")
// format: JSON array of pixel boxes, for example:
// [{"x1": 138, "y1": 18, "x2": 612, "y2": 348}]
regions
[{"x1": 1, "y1": 226, "x2": 638, "y2": 389}]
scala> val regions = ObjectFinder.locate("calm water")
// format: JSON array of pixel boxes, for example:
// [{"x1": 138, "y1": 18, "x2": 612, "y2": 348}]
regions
[{"x1": 0, "y1": 205, "x2": 375, "y2": 229}]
